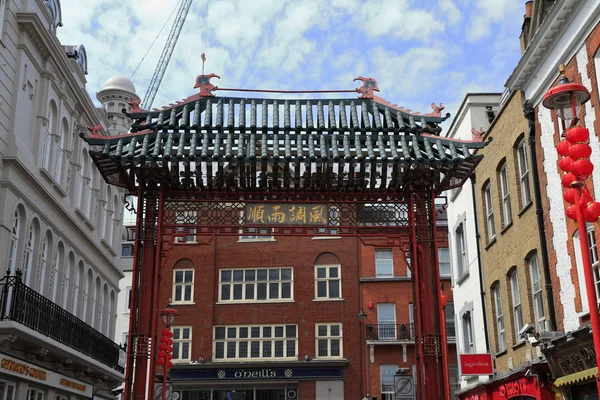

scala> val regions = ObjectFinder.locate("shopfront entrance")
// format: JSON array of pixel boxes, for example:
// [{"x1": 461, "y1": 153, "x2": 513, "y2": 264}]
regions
[{"x1": 177, "y1": 387, "x2": 297, "y2": 400}]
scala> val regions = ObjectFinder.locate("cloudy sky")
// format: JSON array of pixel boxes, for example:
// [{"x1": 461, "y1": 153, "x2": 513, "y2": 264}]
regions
[{"x1": 57, "y1": 0, "x2": 523, "y2": 124}]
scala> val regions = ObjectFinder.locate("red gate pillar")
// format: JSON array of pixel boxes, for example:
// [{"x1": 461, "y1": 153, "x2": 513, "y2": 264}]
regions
[
  {"x1": 410, "y1": 189, "x2": 449, "y2": 399},
  {"x1": 123, "y1": 188, "x2": 162, "y2": 400}
]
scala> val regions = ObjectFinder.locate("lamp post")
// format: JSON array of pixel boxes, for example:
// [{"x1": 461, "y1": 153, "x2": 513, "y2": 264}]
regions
[
  {"x1": 543, "y1": 65, "x2": 600, "y2": 396},
  {"x1": 158, "y1": 305, "x2": 178, "y2": 400}
]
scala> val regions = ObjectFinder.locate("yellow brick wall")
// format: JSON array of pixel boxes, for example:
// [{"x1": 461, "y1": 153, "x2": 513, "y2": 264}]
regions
[{"x1": 475, "y1": 90, "x2": 545, "y2": 373}]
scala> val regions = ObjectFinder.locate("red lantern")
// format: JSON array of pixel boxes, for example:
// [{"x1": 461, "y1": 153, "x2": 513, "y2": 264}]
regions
[
  {"x1": 564, "y1": 188, "x2": 577, "y2": 204},
  {"x1": 571, "y1": 159, "x2": 594, "y2": 177},
  {"x1": 566, "y1": 126, "x2": 590, "y2": 143},
  {"x1": 162, "y1": 329, "x2": 170, "y2": 336},
  {"x1": 166, "y1": 353, "x2": 173, "y2": 360},
  {"x1": 569, "y1": 143, "x2": 592, "y2": 159},
  {"x1": 562, "y1": 173, "x2": 577, "y2": 188},
  {"x1": 166, "y1": 331, "x2": 174, "y2": 338},
  {"x1": 559, "y1": 156, "x2": 573, "y2": 172},
  {"x1": 159, "y1": 344, "x2": 167, "y2": 351},
  {"x1": 160, "y1": 337, "x2": 168, "y2": 344},
  {"x1": 557, "y1": 139, "x2": 571, "y2": 156},
  {"x1": 584, "y1": 201, "x2": 600, "y2": 222},
  {"x1": 158, "y1": 351, "x2": 166, "y2": 359},
  {"x1": 566, "y1": 204, "x2": 578, "y2": 220},
  {"x1": 157, "y1": 358, "x2": 165, "y2": 365},
  {"x1": 581, "y1": 188, "x2": 594, "y2": 207},
  {"x1": 167, "y1": 360, "x2": 173, "y2": 367}
]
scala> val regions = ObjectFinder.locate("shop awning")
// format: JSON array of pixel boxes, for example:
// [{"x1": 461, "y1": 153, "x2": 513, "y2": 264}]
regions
[{"x1": 553, "y1": 367, "x2": 598, "y2": 387}]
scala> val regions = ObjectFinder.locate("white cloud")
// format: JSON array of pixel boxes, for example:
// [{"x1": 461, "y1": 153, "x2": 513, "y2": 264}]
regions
[
  {"x1": 439, "y1": 0, "x2": 461, "y2": 26},
  {"x1": 466, "y1": 0, "x2": 520, "y2": 41}
]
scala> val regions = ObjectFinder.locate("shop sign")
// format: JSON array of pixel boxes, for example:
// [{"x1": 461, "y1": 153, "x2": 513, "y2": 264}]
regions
[
  {"x1": 171, "y1": 366, "x2": 344, "y2": 381},
  {"x1": 459, "y1": 354, "x2": 493, "y2": 376},
  {"x1": 245, "y1": 204, "x2": 329, "y2": 225},
  {"x1": 557, "y1": 345, "x2": 596, "y2": 375},
  {"x1": 0, "y1": 354, "x2": 93, "y2": 397},
  {"x1": 497, "y1": 377, "x2": 537, "y2": 398}
]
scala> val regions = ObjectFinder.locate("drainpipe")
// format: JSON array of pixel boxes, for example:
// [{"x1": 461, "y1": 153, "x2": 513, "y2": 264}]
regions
[
  {"x1": 470, "y1": 174, "x2": 491, "y2": 353},
  {"x1": 523, "y1": 100, "x2": 558, "y2": 331}
]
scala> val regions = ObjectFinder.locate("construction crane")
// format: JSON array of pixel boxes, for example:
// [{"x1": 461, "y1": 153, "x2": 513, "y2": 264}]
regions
[{"x1": 140, "y1": 0, "x2": 194, "y2": 110}]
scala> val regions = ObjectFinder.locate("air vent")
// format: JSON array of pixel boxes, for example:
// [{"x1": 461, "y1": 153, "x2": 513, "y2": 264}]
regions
[{"x1": 286, "y1": 389, "x2": 297, "y2": 399}]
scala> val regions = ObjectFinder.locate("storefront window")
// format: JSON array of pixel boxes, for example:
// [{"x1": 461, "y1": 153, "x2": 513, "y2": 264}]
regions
[
  {"x1": 26, "y1": 388, "x2": 44, "y2": 400},
  {"x1": 0, "y1": 381, "x2": 15, "y2": 400}
]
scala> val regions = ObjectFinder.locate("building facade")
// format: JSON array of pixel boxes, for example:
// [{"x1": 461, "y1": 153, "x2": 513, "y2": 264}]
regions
[
  {"x1": 0, "y1": 1, "x2": 136, "y2": 398},
  {"x1": 443, "y1": 93, "x2": 500, "y2": 393}
]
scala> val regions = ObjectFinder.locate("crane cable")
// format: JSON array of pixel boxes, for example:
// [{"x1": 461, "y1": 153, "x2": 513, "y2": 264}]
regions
[{"x1": 129, "y1": 0, "x2": 183, "y2": 81}]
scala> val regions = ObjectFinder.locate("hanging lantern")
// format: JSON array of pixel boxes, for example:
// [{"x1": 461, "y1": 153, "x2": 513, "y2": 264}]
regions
[
  {"x1": 564, "y1": 188, "x2": 578, "y2": 204},
  {"x1": 559, "y1": 156, "x2": 574, "y2": 172},
  {"x1": 569, "y1": 143, "x2": 592, "y2": 159},
  {"x1": 571, "y1": 159, "x2": 594, "y2": 177},
  {"x1": 566, "y1": 126, "x2": 590, "y2": 143},
  {"x1": 557, "y1": 139, "x2": 572, "y2": 156},
  {"x1": 562, "y1": 172, "x2": 577, "y2": 188},
  {"x1": 566, "y1": 204, "x2": 578, "y2": 220},
  {"x1": 580, "y1": 187, "x2": 594, "y2": 207},
  {"x1": 584, "y1": 201, "x2": 600, "y2": 222}
]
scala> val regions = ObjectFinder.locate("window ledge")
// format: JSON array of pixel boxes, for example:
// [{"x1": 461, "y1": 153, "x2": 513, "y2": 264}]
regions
[
  {"x1": 123, "y1": 311, "x2": 130, "y2": 315},
  {"x1": 311, "y1": 236, "x2": 343, "y2": 240},
  {"x1": 360, "y1": 277, "x2": 411, "y2": 282},
  {"x1": 101, "y1": 239, "x2": 117, "y2": 256},
  {"x1": 455, "y1": 271, "x2": 470, "y2": 286},
  {"x1": 518, "y1": 201, "x2": 533, "y2": 217},
  {"x1": 216, "y1": 300, "x2": 294, "y2": 305},
  {"x1": 313, "y1": 298, "x2": 344, "y2": 302},
  {"x1": 495, "y1": 350, "x2": 507, "y2": 357},
  {"x1": 173, "y1": 241, "x2": 198, "y2": 245},
  {"x1": 512, "y1": 340, "x2": 526, "y2": 350},
  {"x1": 52, "y1": 182, "x2": 67, "y2": 198},
  {"x1": 172, "y1": 302, "x2": 196, "y2": 306},
  {"x1": 484, "y1": 237, "x2": 497, "y2": 250},
  {"x1": 500, "y1": 221, "x2": 513, "y2": 235},
  {"x1": 39, "y1": 167, "x2": 57, "y2": 185},
  {"x1": 440, "y1": 274, "x2": 452, "y2": 280},
  {"x1": 237, "y1": 238, "x2": 276, "y2": 243}
]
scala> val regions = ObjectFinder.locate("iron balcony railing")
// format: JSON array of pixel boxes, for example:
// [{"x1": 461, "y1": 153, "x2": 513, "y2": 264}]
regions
[
  {"x1": 366, "y1": 323, "x2": 457, "y2": 342},
  {"x1": 0, "y1": 270, "x2": 124, "y2": 373},
  {"x1": 366, "y1": 323, "x2": 414, "y2": 341}
]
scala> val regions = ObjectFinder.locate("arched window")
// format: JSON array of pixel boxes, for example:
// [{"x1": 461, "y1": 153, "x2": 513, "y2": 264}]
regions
[
  {"x1": 63, "y1": 252, "x2": 74, "y2": 310},
  {"x1": 85, "y1": 269, "x2": 93, "y2": 324},
  {"x1": 43, "y1": 101, "x2": 58, "y2": 171},
  {"x1": 43, "y1": 0, "x2": 62, "y2": 31},
  {"x1": 527, "y1": 251, "x2": 545, "y2": 332},
  {"x1": 77, "y1": 150, "x2": 89, "y2": 212},
  {"x1": 23, "y1": 219, "x2": 39, "y2": 286},
  {"x1": 507, "y1": 267, "x2": 523, "y2": 342},
  {"x1": 104, "y1": 186, "x2": 113, "y2": 241},
  {"x1": 54, "y1": 118, "x2": 69, "y2": 184},
  {"x1": 36, "y1": 231, "x2": 52, "y2": 293},
  {"x1": 491, "y1": 282, "x2": 506, "y2": 352},
  {"x1": 8, "y1": 207, "x2": 25, "y2": 275},
  {"x1": 314, "y1": 253, "x2": 341, "y2": 300},
  {"x1": 101, "y1": 284, "x2": 109, "y2": 334},
  {"x1": 109, "y1": 290, "x2": 116, "y2": 338},
  {"x1": 573, "y1": 224, "x2": 600, "y2": 313},
  {"x1": 75, "y1": 261, "x2": 84, "y2": 317},
  {"x1": 111, "y1": 195, "x2": 119, "y2": 246},
  {"x1": 94, "y1": 277, "x2": 101, "y2": 329},
  {"x1": 49, "y1": 242, "x2": 64, "y2": 302},
  {"x1": 97, "y1": 182, "x2": 106, "y2": 238}
]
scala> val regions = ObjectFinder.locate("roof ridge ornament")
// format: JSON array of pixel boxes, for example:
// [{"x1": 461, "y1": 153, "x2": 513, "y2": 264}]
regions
[
  {"x1": 471, "y1": 127, "x2": 486, "y2": 142},
  {"x1": 353, "y1": 76, "x2": 379, "y2": 98},
  {"x1": 194, "y1": 73, "x2": 221, "y2": 97},
  {"x1": 87, "y1": 124, "x2": 103, "y2": 138}
]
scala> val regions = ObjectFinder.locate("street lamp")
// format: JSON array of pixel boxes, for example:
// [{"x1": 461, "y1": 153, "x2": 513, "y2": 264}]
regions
[
  {"x1": 543, "y1": 64, "x2": 600, "y2": 396},
  {"x1": 158, "y1": 304, "x2": 178, "y2": 400}
]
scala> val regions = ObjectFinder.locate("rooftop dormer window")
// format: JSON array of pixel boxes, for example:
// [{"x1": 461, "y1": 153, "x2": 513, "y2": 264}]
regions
[{"x1": 44, "y1": 0, "x2": 63, "y2": 31}]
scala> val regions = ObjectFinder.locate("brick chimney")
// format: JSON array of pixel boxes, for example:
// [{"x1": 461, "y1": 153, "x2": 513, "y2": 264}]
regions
[{"x1": 520, "y1": 1, "x2": 534, "y2": 54}]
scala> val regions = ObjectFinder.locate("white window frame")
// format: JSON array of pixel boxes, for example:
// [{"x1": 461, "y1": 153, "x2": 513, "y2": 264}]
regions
[
  {"x1": 26, "y1": 388, "x2": 44, "y2": 400},
  {"x1": 587, "y1": 228, "x2": 600, "y2": 302},
  {"x1": 23, "y1": 223, "x2": 36, "y2": 286},
  {"x1": 494, "y1": 284, "x2": 506, "y2": 352},
  {"x1": 380, "y1": 364, "x2": 398, "y2": 400},
  {"x1": 516, "y1": 139, "x2": 531, "y2": 208},
  {"x1": 174, "y1": 210, "x2": 197, "y2": 244},
  {"x1": 213, "y1": 324, "x2": 297, "y2": 362},
  {"x1": 461, "y1": 312, "x2": 473, "y2": 353},
  {"x1": 172, "y1": 269, "x2": 194, "y2": 304},
  {"x1": 499, "y1": 163, "x2": 512, "y2": 227},
  {"x1": 377, "y1": 303, "x2": 396, "y2": 340},
  {"x1": 121, "y1": 243, "x2": 134, "y2": 258},
  {"x1": 0, "y1": 0, "x2": 6, "y2": 42},
  {"x1": 484, "y1": 183, "x2": 495, "y2": 241},
  {"x1": 172, "y1": 326, "x2": 192, "y2": 362},
  {"x1": 314, "y1": 264, "x2": 341, "y2": 300},
  {"x1": 574, "y1": 225, "x2": 600, "y2": 313},
  {"x1": 238, "y1": 209, "x2": 274, "y2": 242},
  {"x1": 37, "y1": 236, "x2": 49, "y2": 293},
  {"x1": 510, "y1": 269, "x2": 523, "y2": 341},
  {"x1": 0, "y1": 380, "x2": 16, "y2": 400},
  {"x1": 528, "y1": 253, "x2": 545, "y2": 332},
  {"x1": 125, "y1": 286, "x2": 131, "y2": 312},
  {"x1": 55, "y1": 394, "x2": 68, "y2": 400},
  {"x1": 8, "y1": 210, "x2": 20, "y2": 275},
  {"x1": 455, "y1": 224, "x2": 467, "y2": 278},
  {"x1": 315, "y1": 323, "x2": 343, "y2": 359},
  {"x1": 438, "y1": 247, "x2": 451, "y2": 278},
  {"x1": 219, "y1": 267, "x2": 293, "y2": 303},
  {"x1": 375, "y1": 249, "x2": 394, "y2": 278}
]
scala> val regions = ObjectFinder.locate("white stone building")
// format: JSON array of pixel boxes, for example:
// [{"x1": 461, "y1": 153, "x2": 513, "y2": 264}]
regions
[
  {"x1": 444, "y1": 93, "x2": 501, "y2": 391},
  {"x1": 0, "y1": 1, "x2": 138, "y2": 399}
]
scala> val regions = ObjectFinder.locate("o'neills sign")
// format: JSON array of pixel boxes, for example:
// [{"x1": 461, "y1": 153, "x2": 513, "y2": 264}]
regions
[{"x1": 0, "y1": 354, "x2": 93, "y2": 397}]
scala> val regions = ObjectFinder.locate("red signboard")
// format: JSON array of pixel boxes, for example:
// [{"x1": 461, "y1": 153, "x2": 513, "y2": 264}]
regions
[{"x1": 460, "y1": 354, "x2": 494, "y2": 376}]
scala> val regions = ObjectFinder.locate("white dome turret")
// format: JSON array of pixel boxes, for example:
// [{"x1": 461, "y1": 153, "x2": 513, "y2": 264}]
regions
[{"x1": 96, "y1": 76, "x2": 140, "y2": 136}]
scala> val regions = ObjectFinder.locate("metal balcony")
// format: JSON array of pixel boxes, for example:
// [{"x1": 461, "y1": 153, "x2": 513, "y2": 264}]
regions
[
  {"x1": 366, "y1": 323, "x2": 414, "y2": 342},
  {"x1": 0, "y1": 271, "x2": 123, "y2": 373}
]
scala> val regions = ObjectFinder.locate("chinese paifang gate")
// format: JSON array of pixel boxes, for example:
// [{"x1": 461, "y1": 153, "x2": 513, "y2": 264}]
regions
[{"x1": 81, "y1": 74, "x2": 489, "y2": 400}]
